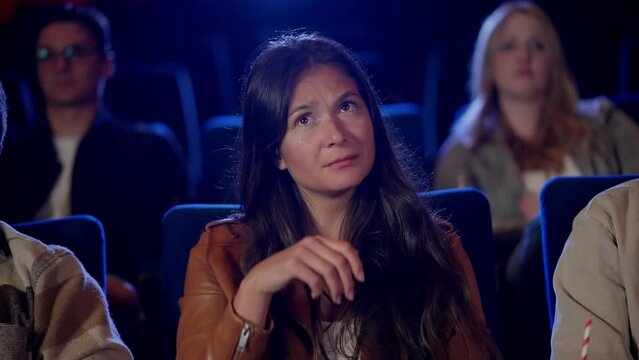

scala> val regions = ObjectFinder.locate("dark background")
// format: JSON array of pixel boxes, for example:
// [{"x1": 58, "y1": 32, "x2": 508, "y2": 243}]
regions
[
  {"x1": 1, "y1": 0, "x2": 638, "y2": 165},
  {"x1": 1, "y1": 1, "x2": 638, "y2": 357}
]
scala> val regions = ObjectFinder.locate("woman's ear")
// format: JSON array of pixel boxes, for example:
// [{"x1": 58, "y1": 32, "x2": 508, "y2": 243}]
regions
[{"x1": 274, "y1": 148, "x2": 287, "y2": 170}]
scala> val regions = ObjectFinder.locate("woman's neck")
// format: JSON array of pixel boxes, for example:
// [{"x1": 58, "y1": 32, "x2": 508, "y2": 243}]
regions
[
  {"x1": 498, "y1": 96, "x2": 544, "y2": 142},
  {"x1": 301, "y1": 190, "x2": 353, "y2": 241}
]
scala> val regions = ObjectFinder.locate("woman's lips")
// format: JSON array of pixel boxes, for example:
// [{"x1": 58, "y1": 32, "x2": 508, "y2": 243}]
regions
[
  {"x1": 326, "y1": 154, "x2": 357, "y2": 168},
  {"x1": 517, "y1": 68, "x2": 533, "y2": 76}
]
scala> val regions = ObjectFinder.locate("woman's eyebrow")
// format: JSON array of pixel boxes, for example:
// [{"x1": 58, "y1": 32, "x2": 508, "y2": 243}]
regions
[
  {"x1": 288, "y1": 101, "x2": 314, "y2": 118},
  {"x1": 336, "y1": 91, "x2": 360, "y2": 103}
]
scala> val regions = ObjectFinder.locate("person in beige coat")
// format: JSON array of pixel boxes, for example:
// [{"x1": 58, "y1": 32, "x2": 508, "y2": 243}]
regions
[{"x1": 552, "y1": 178, "x2": 639, "y2": 359}]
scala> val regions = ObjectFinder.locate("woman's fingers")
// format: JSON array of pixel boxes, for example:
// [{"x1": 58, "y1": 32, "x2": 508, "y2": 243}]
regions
[
  {"x1": 313, "y1": 236, "x2": 365, "y2": 283},
  {"x1": 247, "y1": 235, "x2": 365, "y2": 305},
  {"x1": 303, "y1": 236, "x2": 364, "y2": 301},
  {"x1": 286, "y1": 257, "x2": 328, "y2": 299},
  {"x1": 291, "y1": 241, "x2": 346, "y2": 303},
  {"x1": 301, "y1": 239, "x2": 352, "y2": 301},
  {"x1": 456, "y1": 174, "x2": 468, "y2": 188},
  {"x1": 518, "y1": 192, "x2": 540, "y2": 222}
]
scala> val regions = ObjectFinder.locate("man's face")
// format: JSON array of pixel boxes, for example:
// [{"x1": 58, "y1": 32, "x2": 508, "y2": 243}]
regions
[{"x1": 36, "y1": 22, "x2": 113, "y2": 107}]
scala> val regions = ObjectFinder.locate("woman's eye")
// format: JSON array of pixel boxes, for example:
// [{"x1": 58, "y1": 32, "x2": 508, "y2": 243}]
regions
[
  {"x1": 531, "y1": 41, "x2": 546, "y2": 52},
  {"x1": 340, "y1": 102, "x2": 354, "y2": 112},
  {"x1": 499, "y1": 41, "x2": 515, "y2": 51},
  {"x1": 297, "y1": 116, "x2": 311, "y2": 126}
]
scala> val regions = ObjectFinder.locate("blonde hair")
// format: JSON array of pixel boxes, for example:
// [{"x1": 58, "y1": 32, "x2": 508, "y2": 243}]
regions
[{"x1": 453, "y1": 1, "x2": 586, "y2": 171}]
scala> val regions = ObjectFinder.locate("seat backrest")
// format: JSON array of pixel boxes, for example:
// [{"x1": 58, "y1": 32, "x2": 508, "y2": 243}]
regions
[
  {"x1": 380, "y1": 102, "x2": 423, "y2": 154},
  {"x1": 611, "y1": 92, "x2": 639, "y2": 125},
  {"x1": 161, "y1": 203, "x2": 240, "y2": 358},
  {"x1": 199, "y1": 114, "x2": 242, "y2": 203},
  {"x1": 0, "y1": 70, "x2": 37, "y2": 145},
  {"x1": 104, "y1": 61, "x2": 202, "y2": 188},
  {"x1": 12, "y1": 215, "x2": 107, "y2": 292},
  {"x1": 199, "y1": 105, "x2": 435, "y2": 202},
  {"x1": 420, "y1": 188, "x2": 501, "y2": 346},
  {"x1": 380, "y1": 103, "x2": 433, "y2": 181},
  {"x1": 162, "y1": 189, "x2": 500, "y2": 355},
  {"x1": 540, "y1": 175, "x2": 639, "y2": 326}
]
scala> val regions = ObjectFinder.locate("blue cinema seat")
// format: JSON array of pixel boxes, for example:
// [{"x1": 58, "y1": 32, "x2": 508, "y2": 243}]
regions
[
  {"x1": 420, "y1": 188, "x2": 501, "y2": 347},
  {"x1": 162, "y1": 203, "x2": 240, "y2": 358},
  {"x1": 13, "y1": 214, "x2": 107, "y2": 292},
  {"x1": 104, "y1": 61, "x2": 203, "y2": 192},
  {"x1": 199, "y1": 114, "x2": 242, "y2": 203},
  {"x1": 611, "y1": 92, "x2": 639, "y2": 125},
  {"x1": 162, "y1": 188, "x2": 501, "y2": 356},
  {"x1": 198, "y1": 104, "x2": 431, "y2": 202},
  {"x1": 380, "y1": 103, "x2": 433, "y2": 183}
]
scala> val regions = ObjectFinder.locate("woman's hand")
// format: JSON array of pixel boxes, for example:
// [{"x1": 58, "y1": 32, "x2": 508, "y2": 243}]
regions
[
  {"x1": 233, "y1": 236, "x2": 365, "y2": 328},
  {"x1": 519, "y1": 192, "x2": 540, "y2": 224}
]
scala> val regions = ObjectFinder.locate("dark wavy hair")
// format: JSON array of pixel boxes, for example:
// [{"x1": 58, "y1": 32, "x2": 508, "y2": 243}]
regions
[{"x1": 238, "y1": 32, "x2": 496, "y2": 359}]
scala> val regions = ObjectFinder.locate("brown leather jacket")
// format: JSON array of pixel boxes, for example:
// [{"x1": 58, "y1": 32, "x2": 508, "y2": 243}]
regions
[{"x1": 176, "y1": 220, "x2": 488, "y2": 359}]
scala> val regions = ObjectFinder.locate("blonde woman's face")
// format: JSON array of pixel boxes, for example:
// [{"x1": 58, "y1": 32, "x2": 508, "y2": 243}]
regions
[{"x1": 490, "y1": 13, "x2": 552, "y2": 101}]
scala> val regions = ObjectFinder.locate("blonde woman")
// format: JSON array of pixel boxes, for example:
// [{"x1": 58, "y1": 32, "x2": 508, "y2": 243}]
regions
[
  {"x1": 435, "y1": 1, "x2": 639, "y2": 238},
  {"x1": 434, "y1": 2, "x2": 639, "y2": 358}
]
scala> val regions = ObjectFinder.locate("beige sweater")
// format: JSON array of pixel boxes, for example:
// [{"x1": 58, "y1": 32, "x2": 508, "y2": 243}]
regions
[
  {"x1": 552, "y1": 179, "x2": 639, "y2": 359},
  {"x1": 0, "y1": 221, "x2": 132, "y2": 359}
]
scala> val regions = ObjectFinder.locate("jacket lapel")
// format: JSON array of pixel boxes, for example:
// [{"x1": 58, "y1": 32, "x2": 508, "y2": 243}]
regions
[{"x1": 287, "y1": 280, "x2": 316, "y2": 357}]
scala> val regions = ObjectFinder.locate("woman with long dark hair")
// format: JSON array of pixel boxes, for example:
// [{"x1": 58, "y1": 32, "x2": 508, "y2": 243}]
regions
[{"x1": 177, "y1": 32, "x2": 497, "y2": 359}]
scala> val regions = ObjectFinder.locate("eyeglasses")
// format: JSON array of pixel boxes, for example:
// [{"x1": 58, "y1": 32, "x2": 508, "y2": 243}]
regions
[{"x1": 36, "y1": 44, "x2": 98, "y2": 62}]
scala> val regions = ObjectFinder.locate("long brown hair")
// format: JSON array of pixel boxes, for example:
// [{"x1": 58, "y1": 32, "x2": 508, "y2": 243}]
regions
[
  {"x1": 453, "y1": 1, "x2": 588, "y2": 172},
  {"x1": 238, "y1": 32, "x2": 497, "y2": 359}
]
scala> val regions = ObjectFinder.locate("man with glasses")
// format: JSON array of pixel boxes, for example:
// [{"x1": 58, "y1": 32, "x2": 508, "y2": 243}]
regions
[{"x1": 0, "y1": 5, "x2": 188, "y2": 356}]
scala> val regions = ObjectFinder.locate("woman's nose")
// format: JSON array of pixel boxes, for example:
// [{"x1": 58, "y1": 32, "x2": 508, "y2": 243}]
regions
[
  {"x1": 517, "y1": 44, "x2": 531, "y2": 61},
  {"x1": 324, "y1": 116, "x2": 346, "y2": 147}
]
